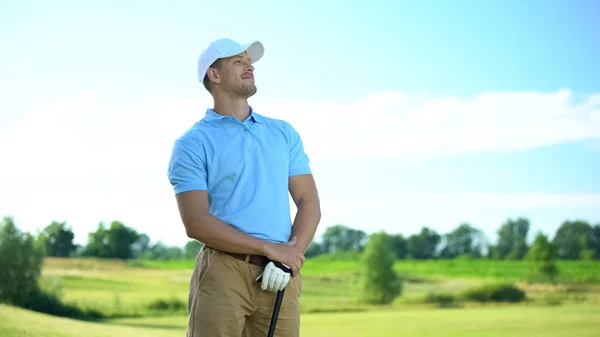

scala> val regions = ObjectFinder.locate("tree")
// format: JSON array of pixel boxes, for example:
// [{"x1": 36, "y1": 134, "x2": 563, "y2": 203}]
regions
[
  {"x1": 81, "y1": 221, "x2": 140, "y2": 259},
  {"x1": 0, "y1": 216, "x2": 45, "y2": 305},
  {"x1": 320, "y1": 225, "x2": 367, "y2": 253},
  {"x1": 81, "y1": 222, "x2": 110, "y2": 258},
  {"x1": 105, "y1": 221, "x2": 140, "y2": 259},
  {"x1": 495, "y1": 217, "x2": 530, "y2": 260},
  {"x1": 406, "y1": 227, "x2": 441, "y2": 259},
  {"x1": 389, "y1": 234, "x2": 407, "y2": 259},
  {"x1": 132, "y1": 233, "x2": 151, "y2": 259},
  {"x1": 526, "y1": 231, "x2": 558, "y2": 283},
  {"x1": 439, "y1": 223, "x2": 486, "y2": 259},
  {"x1": 139, "y1": 241, "x2": 184, "y2": 260},
  {"x1": 579, "y1": 235, "x2": 596, "y2": 260},
  {"x1": 360, "y1": 231, "x2": 402, "y2": 305},
  {"x1": 486, "y1": 244, "x2": 498, "y2": 259},
  {"x1": 38, "y1": 221, "x2": 77, "y2": 257},
  {"x1": 304, "y1": 240, "x2": 323, "y2": 258},
  {"x1": 184, "y1": 240, "x2": 203, "y2": 259},
  {"x1": 593, "y1": 224, "x2": 600, "y2": 259},
  {"x1": 553, "y1": 220, "x2": 594, "y2": 260}
]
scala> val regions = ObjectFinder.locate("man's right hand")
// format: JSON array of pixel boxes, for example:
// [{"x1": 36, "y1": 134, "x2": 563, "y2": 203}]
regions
[{"x1": 262, "y1": 236, "x2": 305, "y2": 276}]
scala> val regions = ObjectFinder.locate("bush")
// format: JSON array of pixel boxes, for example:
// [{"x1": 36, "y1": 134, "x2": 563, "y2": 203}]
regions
[
  {"x1": 147, "y1": 297, "x2": 186, "y2": 312},
  {"x1": 462, "y1": 282, "x2": 526, "y2": 303},
  {"x1": 0, "y1": 216, "x2": 45, "y2": 305},
  {"x1": 526, "y1": 232, "x2": 559, "y2": 283},
  {"x1": 360, "y1": 231, "x2": 403, "y2": 305},
  {"x1": 424, "y1": 292, "x2": 458, "y2": 308},
  {"x1": 0, "y1": 217, "x2": 104, "y2": 321},
  {"x1": 20, "y1": 289, "x2": 104, "y2": 321}
]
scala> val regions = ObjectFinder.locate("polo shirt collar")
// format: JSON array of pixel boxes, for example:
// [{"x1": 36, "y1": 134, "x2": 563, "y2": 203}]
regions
[{"x1": 203, "y1": 106, "x2": 264, "y2": 126}]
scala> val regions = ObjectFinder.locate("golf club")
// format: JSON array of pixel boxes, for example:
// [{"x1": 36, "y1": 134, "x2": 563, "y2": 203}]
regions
[
  {"x1": 267, "y1": 288, "x2": 285, "y2": 337},
  {"x1": 256, "y1": 266, "x2": 290, "y2": 337}
]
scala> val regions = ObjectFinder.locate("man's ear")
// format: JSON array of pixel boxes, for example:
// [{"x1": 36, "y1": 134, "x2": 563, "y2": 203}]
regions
[{"x1": 206, "y1": 68, "x2": 220, "y2": 84}]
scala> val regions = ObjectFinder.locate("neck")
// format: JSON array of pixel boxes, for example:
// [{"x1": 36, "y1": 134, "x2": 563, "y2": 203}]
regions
[{"x1": 211, "y1": 92, "x2": 251, "y2": 122}]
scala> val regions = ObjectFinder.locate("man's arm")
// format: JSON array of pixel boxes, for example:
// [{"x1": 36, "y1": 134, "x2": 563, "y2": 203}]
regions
[
  {"x1": 288, "y1": 174, "x2": 321, "y2": 254},
  {"x1": 168, "y1": 139, "x2": 271, "y2": 255},
  {"x1": 176, "y1": 190, "x2": 269, "y2": 255}
]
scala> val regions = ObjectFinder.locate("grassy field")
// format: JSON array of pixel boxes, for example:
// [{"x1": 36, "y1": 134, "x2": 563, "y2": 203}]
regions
[
  {"x1": 1, "y1": 255, "x2": 599, "y2": 336},
  {"x1": 2, "y1": 302, "x2": 600, "y2": 337},
  {"x1": 134, "y1": 253, "x2": 600, "y2": 283},
  {"x1": 36, "y1": 255, "x2": 600, "y2": 317}
]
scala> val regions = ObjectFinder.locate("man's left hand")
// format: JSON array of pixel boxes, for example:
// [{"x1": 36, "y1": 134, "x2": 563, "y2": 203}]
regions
[{"x1": 255, "y1": 261, "x2": 292, "y2": 292}]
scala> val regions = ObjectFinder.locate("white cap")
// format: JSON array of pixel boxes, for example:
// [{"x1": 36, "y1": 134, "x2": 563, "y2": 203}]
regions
[{"x1": 197, "y1": 38, "x2": 265, "y2": 82}]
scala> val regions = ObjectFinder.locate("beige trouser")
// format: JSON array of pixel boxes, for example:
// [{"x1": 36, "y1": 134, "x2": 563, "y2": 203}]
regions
[{"x1": 186, "y1": 245, "x2": 302, "y2": 337}]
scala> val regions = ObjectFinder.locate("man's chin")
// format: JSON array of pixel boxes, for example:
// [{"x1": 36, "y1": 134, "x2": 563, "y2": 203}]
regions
[
  {"x1": 231, "y1": 85, "x2": 257, "y2": 99},
  {"x1": 244, "y1": 86, "x2": 258, "y2": 98}
]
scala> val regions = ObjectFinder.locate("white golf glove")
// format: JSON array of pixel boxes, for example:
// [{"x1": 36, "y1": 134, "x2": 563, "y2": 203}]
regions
[{"x1": 255, "y1": 261, "x2": 292, "y2": 292}]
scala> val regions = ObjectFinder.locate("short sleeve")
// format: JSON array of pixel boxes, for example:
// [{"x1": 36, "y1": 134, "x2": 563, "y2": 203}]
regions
[
  {"x1": 286, "y1": 122, "x2": 312, "y2": 177},
  {"x1": 167, "y1": 139, "x2": 208, "y2": 195}
]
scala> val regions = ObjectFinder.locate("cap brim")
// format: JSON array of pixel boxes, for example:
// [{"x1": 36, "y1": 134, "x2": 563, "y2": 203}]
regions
[
  {"x1": 218, "y1": 40, "x2": 264, "y2": 64},
  {"x1": 244, "y1": 41, "x2": 264, "y2": 63}
]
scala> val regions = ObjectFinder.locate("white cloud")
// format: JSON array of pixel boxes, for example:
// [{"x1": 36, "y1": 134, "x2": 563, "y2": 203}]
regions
[
  {"x1": 0, "y1": 92, "x2": 207, "y2": 178},
  {"x1": 256, "y1": 89, "x2": 600, "y2": 160},
  {"x1": 1, "y1": 88, "x2": 599, "y2": 245},
  {"x1": 7, "y1": 58, "x2": 32, "y2": 74},
  {"x1": 2, "y1": 88, "x2": 598, "y2": 177}
]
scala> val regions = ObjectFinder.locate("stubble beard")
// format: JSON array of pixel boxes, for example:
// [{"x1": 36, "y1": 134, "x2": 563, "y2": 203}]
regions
[{"x1": 231, "y1": 82, "x2": 257, "y2": 99}]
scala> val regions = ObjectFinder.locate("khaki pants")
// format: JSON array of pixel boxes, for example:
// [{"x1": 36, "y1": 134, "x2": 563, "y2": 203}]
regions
[{"x1": 186, "y1": 246, "x2": 302, "y2": 337}]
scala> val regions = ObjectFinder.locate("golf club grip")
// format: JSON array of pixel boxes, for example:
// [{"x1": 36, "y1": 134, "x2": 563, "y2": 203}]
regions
[{"x1": 267, "y1": 288, "x2": 285, "y2": 337}]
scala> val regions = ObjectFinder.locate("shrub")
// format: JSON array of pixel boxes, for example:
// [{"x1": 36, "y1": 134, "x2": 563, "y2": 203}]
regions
[
  {"x1": 424, "y1": 292, "x2": 458, "y2": 308},
  {"x1": 147, "y1": 297, "x2": 186, "y2": 312},
  {"x1": 526, "y1": 232, "x2": 559, "y2": 283},
  {"x1": 360, "y1": 231, "x2": 403, "y2": 305},
  {"x1": 20, "y1": 288, "x2": 104, "y2": 320},
  {"x1": 462, "y1": 282, "x2": 526, "y2": 303},
  {"x1": 0, "y1": 217, "x2": 104, "y2": 321},
  {"x1": 0, "y1": 216, "x2": 45, "y2": 305}
]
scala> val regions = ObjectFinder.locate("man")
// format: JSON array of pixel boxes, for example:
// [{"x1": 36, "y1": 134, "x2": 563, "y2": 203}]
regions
[{"x1": 167, "y1": 38, "x2": 321, "y2": 337}]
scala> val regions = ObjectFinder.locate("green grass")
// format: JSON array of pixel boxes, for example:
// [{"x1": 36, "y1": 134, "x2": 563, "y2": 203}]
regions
[
  {"x1": 2, "y1": 303, "x2": 600, "y2": 337},
  {"x1": 0, "y1": 303, "x2": 183, "y2": 337},
  {"x1": 3, "y1": 255, "x2": 600, "y2": 336},
  {"x1": 35, "y1": 256, "x2": 600, "y2": 317},
  {"x1": 37, "y1": 256, "x2": 489, "y2": 315},
  {"x1": 393, "y1": 259, "x2": 600, "y2": 283},
  {"x1": 39, "y1": 257, "x2": 191, "y2": 318},
  {"x1": 131, "y1": 254, "x2": 600, "y2": 283}
]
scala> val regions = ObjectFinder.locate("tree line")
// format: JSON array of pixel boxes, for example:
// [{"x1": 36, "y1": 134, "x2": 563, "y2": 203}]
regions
[
  {"x1": 1, "y1": 214, "x2": 562, "y2": 316},
  {"x1": 31, "y1": 219, "x2": 204, "y2": 260},
  {"x1": 2, "y1": 215, "x2": 600, "y2": 261},
  {"x1": 305, "y1": 217, "x2": 600, "y2": 261}
]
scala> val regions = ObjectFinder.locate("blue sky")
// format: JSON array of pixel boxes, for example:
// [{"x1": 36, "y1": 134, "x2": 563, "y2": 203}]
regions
[{"x1": 1, "y1": 0, "x2": 599, "y2": 247}]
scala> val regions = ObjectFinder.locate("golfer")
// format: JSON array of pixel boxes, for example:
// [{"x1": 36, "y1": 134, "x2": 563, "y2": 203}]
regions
[{"x1": 167, "y1": 38, "x2": 321, "y2": 337}]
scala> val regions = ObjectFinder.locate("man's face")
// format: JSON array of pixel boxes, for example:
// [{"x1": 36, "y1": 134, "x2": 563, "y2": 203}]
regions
[{"x1": 213, "y1": 51, "x2": 257, "y2": 98}]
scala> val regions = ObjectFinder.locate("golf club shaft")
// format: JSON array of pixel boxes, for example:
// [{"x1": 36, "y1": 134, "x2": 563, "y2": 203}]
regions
[{"x1": 267, "y1": 288, "x2": 285, "y2": 337}]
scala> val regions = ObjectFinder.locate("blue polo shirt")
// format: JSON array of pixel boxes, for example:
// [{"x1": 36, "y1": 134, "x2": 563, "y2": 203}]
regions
[{"x1": 167, "y1": 108, "x2": 311, "y2": 244}]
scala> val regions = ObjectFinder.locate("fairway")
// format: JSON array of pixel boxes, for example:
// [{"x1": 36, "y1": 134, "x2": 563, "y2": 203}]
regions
[
  {"x1": 3, "y1": 256, "x2": 599, "y2": 337},
  {"x1": 2, "y1": 303, "x2": 599, "y2": 337},
  {"x1": 35, "y1": 257, "x2": 600, "y2": 316}
]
